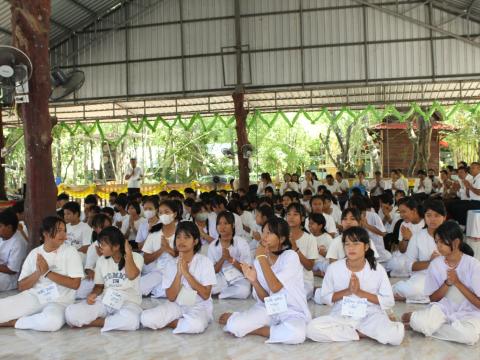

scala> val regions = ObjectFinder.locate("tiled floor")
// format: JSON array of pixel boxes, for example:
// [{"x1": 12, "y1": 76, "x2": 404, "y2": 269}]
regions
[{"x1": 0, "y1": 284, "x2": 479, "y2": 360}]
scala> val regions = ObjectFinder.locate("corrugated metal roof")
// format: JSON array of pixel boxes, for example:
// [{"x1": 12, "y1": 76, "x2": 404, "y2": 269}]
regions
[
  {"x1": 0, "y1": 0, "x2": 125, "y2": 46},
  {"x1": 2, "y1": 79, "x2": 479, "y2": 126}
]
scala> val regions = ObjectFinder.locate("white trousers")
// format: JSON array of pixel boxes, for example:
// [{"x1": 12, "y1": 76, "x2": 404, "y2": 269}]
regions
[
  {"x1": 0, "y1": 273, "x2": 17, "y2": 292},
  {"x1": 75, "y1": 279, "x2": 95, "y2": 300},
  {"x1": 212, "y1": 274, "x2": 251, "y2": 299},
  {"x1": 65, "y1": 299, "x2": 142, "y2": 332},
  {"x1": 385, "y1": 251, "x2": 410, "y2": 278},
  {"x1": 410, "y1": 304, "x2": 480, "y2": 345},
  {"x1": 0, "y1": 291, "x2": 66, "y2": 332},
  {"x1": 392, "y1": 272, "x2": 429, "y2": 303},
  {"x1": 141, "y1": 301, "x2": 210, "y2": 334},
  {"x1": 140, "y1": 271, "x2": 166, "y2": 298},
  {"x1": 224, "y1": 303, "x2": 307, "y2": 345},
  {"x1": 307, "y1": 311, "x2": 404, "y2": 346},
  {"x1": 313, "y1": 288, "x2": 323, "y2": 305}
]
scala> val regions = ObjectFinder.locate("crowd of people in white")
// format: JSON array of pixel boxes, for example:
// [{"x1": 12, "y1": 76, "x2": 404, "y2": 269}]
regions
[{"x1": 0, "y1": 161, "x2": 479, "y2": 347}]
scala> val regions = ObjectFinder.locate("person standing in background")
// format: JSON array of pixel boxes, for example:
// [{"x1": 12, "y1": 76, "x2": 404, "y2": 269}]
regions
[{"x1": 125, "y1": 157, "x2": 143, "y2": 197}]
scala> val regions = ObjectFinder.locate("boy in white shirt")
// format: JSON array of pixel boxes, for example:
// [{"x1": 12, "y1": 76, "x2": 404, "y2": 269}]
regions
[
  {"x1": 0, "y1": 210, "x2": 28, "y2": 291},
  {"x1": 63, "y1": 201, "x2": 93, "y2": 265}
]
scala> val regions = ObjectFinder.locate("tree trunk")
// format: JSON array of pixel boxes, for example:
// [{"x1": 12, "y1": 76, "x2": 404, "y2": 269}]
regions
[
  {"x1": 12, "y1": 0, "x2": 56, "y2": 248},
  {"x1": 0, "y1": 108, "x2": 7, "y2": 199},
  {"x1": 233, "y1": 92, "x2": 250, "y2": 190}
]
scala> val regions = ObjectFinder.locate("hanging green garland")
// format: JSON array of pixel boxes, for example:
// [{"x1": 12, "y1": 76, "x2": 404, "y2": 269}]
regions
[{"x1": 52, "y1": 101, "x2": 480, "y2": 146}]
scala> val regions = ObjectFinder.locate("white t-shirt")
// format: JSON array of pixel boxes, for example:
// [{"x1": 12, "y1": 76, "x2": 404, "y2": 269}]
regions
[
  {"x1": 320, "y1": 259, "x2": 394, "y2": 311},
  {"x1": 398, "y1": 220, "x2": 425, "y2": 241},
  {"x1": 326, "y1": 234, "x2": 379, "y2": 261},
  {"x1": 126, "y1": 165, "x2": 143, "y2": 188},
  {"x1": 338, "y1": 179, "x2": 350, "y2": 192},
  {"x1": 113, "y1": 213, "x2": 129, "y2": 228},
  {"x1": 121, "y1": 216, "x2": 147, "y2": 242},
  {"x1": 18, "y1": 243, "x2": 84, "y2": 305},
  {"x1": 312, "y1": 233, "x2": 333, "y2": 265},
  {"x1": 470, "y1": 173, "x2": 480, "y2": 201},
  {"x1": 254, "y1": 250, "x2": 311, "y2": 321},
  {"x1": 383, "y1": 211, "x2": 402, "y2": 234},
  {"x1": 85, "y1": 240, "x2": 100, "y2": 271},
  {"x1": 207, "y1": 235, "x2": 252, "y2": 269},
  {"x1": 66, "y1": 222, "x2": 93, "y2": 250},
  {"x1": 457, "y1": 174, "x2": 474, "y2": 200},
  {"x1": 162, "y1": 254, "x2": 216, "y2": 315},
  {"x1": 135, "y1": 219, "x2": 160, "y2": 244},
  {"x1": 142, "y1": 229, "x2": 176, "y2": 271},
  {"x1": 305, "y1": 213, "x2": 337, "y2": 236},
  {"x1": 0, "y1": 231, "x2": 28, "y2": 289},
  {"x1": 240, "y1": 211, "x2": 256, "y2": 235},
  {"x1": 413, "y1": 177, "x2": 433, "y2": 195},
  {"x1": 365, "y1": 211, "x2": 391, "y2": 262},
  {"x1": 280, "y1": 181, "x2": 299, "y2": 195},
  {"x1": 425, "y1": 255, "x2": 480, "y2": 321},
  {"x1": 325, "y1": 182, "x2": 341, "y2": 194},
  {"x1": 300, "y1": 179, "x2": 320, "y2": 195},
  {"x1": 392, "y1": 178, "x2": 406, "y2": 192},
  {"x1": 257, "y1": 182, "x2": 275, "y2": 196},
  {"x1": 405, "y1": 228, "x2": 437, "y2": 273},
  {"x1": 368, "y1": 179, "x2": 385, "y2": 196},
  {"x1": 94, "y1": 252, "x2": 144, "y2": 305},
  {"x1": 294, "y1": 232, "x2": 319, "y2": 287}
]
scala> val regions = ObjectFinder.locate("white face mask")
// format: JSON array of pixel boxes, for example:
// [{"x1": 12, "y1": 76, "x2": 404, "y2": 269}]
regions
[
  {"x1": 144, "y1": 210, "x2": 156, "y2": 220},
  {"x1": 159, "y1": 214, "x2": 174, "y2": 225}
]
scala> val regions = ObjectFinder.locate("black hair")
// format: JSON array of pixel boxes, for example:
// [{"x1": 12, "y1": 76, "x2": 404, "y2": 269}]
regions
[
  {"x1": 89, "y1": 205, "x2": 101, "y2": 215},
  {"x1": 215, "y1": 210, "x2": 235, "y2": 246},
  {"x1": 92, "y1": 213, "x2": 112, "y2": 242},
  {"x1": 40, "y1": 216, "x2": 66, "y2": 244},
  {"x1": 423, "y1": 199, "x2": 447, "y2": 217},
  {"x1": 258, "y1": 196, "x2": 274, "y2": 208},
  {"x1": 211, "y1": 195, "x2": 228, "y2": 209},
  {"x1": 309, "y1": 194, "x2": 323, "y2": 206},
  {"x1": 57, "y1": 193, "x2": 69, "y2": 201},
  {"x1": 257, "y1": 205, "x2": 275, "y2": 222},
  {"x1": 342, "y1": 226, "x2": 377, "y2": 270},
  {"x1": 308, "y1": 212, "x2": 327, "y2": 234},
  {"x1": 169, "y1": 190, "x2": 183, "y2": 199},
  {"x1": 379, "y1": 193, "x2": 394, "y2": 206},
  {"x1": 63, "y1": 201, "x2": 81, "y2": 216},
  {"x1": 143, "y1": 196, "x2": 160, "y2": 209},
  {"x1": 326, "y1": 174, "x2": 334, "y2": 180},
  {"x1": 397, "y1": 197, "x2": 425, "y2": 217},
  {"x1": 174, "y1": 221, "x2": 202, "y2": 254},
  {"x1": 159, "y1": 190, "x2": 169, "y2": 197},
  {"x1": 127, "y1": 201, "x2": 141, "y2": 215},
  {"x1": 286, "y1": 202, "x2": 308, "y2": 232},
  {"x1": 0, "y1": 209, "x2": 19, "y2": 233},
  {"x1": 262, "y1": 217, "x2": 291, "y2": 255},
  {"x1": 434, "y1": 220, "x2": 474, "y2": 256},
  {"x1": 191, "y1": 201, "x2": 206, "y2": 217},
  {"x1": 184, "y1": 198, "x2": 196, "y2": 209},
  {"x1": 303, "y1": 189, "x2": 313, "y2": 196},
  {"x1": 260, "y1": 172, "x2": 272, "y2": 183},
  {"x1": 374, "y1": 170, "x2": 382, "y2": 176},
  {"x1": 349, "y1": 196, "x2": 368, "y2": 212},
  {"x1": 101, "y1": 207, "x2": 115, "y2": 218},
  {"x1": 109, "y1": 191, "x2": 118, "y2": 198},
  {"x1": 265, "y1": 186, "x2": 274, "y2": 194},
  {"x1": 84, "y1": 194, "x2": 98, "y2": 205},
  {"x1": 227, "y1": 199, "x2": 242, "y2": 215},
  {"x1": 98, "y1": 226, "x2": 127, "y2": 271},
  {"x1": 341, "y1": 207, "x2": 361, "y2": 222},
  {"x1": 115, "y1": 197, "x2": 128, "y2": 210},
  {"x1": 172, "y1": 200, "x2": 184, "y2": 220},
  {"x1": 184, "y1": 187, "x2": 195, "y2": 195},
  {"x1": 10, "y1": 200, "x2": 24, "y2": 214}
]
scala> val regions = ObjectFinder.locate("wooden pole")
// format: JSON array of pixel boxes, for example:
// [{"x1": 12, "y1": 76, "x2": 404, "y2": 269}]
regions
[
  {"x1": 11, "y1": 0, "x2": 56, "y2": 249},
  {"x1": 0, "y1": 107, "x2": 6, "y2": 199},
  {"x1": 233, "y1": 0, "x2": 250, "y2": 191}
]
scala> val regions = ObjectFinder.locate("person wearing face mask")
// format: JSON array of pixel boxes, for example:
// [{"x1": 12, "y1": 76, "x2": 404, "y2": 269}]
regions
[
  {"x1": 191, "y1": 202, "x2": 215, "y2": 255},
  {"x1": 139, "y1": 200, "x2": 180, "y2": 297},
  {"x1": 135, "y1": 197, "x2": 160, "y2": 250}
]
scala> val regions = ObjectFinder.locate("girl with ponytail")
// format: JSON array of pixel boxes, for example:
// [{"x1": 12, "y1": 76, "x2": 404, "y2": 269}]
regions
[
  {"x1": 402, "y1": 221, "x2": 480, "y2": 345},
  {"x1": 65, "y1": 226, "x2": 144, "y2": 332},
  {"x1": 307, "y1": 226, "x2": 404, "y2": 346}
]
